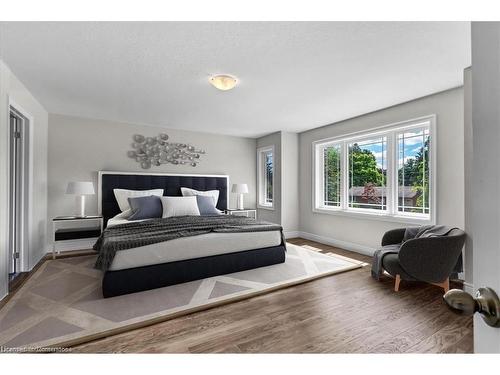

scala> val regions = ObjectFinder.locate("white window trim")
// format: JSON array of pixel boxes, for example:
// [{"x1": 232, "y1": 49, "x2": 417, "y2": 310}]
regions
[
  {"x1": 257, "y1": 145, "x2": 275, "y2": 210},
  {"x1": 312, "y1": 115, "x2": 436, "y2": 225}
]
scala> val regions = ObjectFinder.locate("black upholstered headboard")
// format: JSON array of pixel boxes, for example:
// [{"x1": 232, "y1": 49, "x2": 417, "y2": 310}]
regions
[{"x1": 98, "y1": 171, "x2": 229, "y2": 227}]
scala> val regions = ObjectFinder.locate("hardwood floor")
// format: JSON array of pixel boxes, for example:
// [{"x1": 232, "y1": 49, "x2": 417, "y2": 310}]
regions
[{"x1": 72, "y1": 238, "x2": 473, "y2": 353}]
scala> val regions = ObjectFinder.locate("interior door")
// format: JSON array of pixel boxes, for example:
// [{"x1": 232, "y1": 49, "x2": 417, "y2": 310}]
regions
[
  {"x1": 8, "y1": 107, "x2": 26, "y2": 277},
  {"x1": 471, "y1": 22, "x2": 500, "y2": 353},
  {"x1": 8, "y1": 112, "x2": 21, "y2": 275}
]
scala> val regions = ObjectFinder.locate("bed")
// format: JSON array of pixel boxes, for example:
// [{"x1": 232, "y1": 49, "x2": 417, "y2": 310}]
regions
[{"x1": 96, "y1": 171, "x2": 286, "y2": 298}]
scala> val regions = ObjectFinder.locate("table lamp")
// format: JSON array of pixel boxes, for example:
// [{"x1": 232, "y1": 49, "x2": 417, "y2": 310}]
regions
[
  {"x1": 66, "y1": 181, "x2": 95, "y2": 217},
  {"x1": 231, "y1": 183, "x2": 248, "y2": 210}
]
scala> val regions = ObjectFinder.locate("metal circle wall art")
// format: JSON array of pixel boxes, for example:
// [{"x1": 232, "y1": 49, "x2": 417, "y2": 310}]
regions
[{"x1": 127, "y1": 133, "x2": 205, "y2": 169}]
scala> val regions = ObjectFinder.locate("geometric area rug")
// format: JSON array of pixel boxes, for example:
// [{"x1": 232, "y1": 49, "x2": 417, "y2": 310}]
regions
[{"x1": 0, "y1": 243, "x2": 364, "y2": 350}]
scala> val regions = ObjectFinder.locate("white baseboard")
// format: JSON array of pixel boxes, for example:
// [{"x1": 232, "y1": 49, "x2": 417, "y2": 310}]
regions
[
  {"x1": 284, "y1": 231, "x2": 300, "y2": 239},
  {"x1": 297, "y1": 231, "x2": 375, "y2": 256},
  {"x1": 29, "y1": 249, "x2": 46, "y2": 272}
]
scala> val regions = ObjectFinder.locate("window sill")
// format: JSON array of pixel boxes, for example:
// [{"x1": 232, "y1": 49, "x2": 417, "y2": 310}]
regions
[
  {"x1": 312, "y1": 207, "x2": 434, "y2": 225},
  {"x1": 258, "y1": 205, "x2": 275, "y2": 211}
]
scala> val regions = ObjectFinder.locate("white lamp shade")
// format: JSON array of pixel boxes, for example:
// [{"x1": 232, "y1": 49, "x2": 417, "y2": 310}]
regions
[
  {"x1": 66, "y1": 181, "x2": 95, "y2": 195},
  {"x1": 231, "y1": 183, "x2": 248, "y2": 194}
]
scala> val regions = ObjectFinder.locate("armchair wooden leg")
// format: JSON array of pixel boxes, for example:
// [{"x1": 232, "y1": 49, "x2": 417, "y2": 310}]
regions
[
  {"x1": 442, "y1": 278, "x2": 450, "y2": 293},
  {"x1": 394, "y1": 274, "x2": 401, "y2": 292},
  {"x1": 430, "y1": 278, "x2": 450, "y2": 293}
]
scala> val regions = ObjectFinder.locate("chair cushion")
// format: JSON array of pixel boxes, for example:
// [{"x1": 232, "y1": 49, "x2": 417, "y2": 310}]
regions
[{"x1": 382, "y1": 253, "x2": 417, "y2": 281}]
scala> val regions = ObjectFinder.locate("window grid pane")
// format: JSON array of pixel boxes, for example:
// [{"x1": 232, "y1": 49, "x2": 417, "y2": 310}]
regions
[
  {"x1": 348, "y1": 137, "x2": 387, "y2": 211},
  {"x1": 322, "y1": 145, "x2": 341, "y2": 207},
  {"x1": 265, "y1": 152, "x2": 273, "y2": 204},
  {"x1": 397, "y1": 128, "x2": 430, "y2": 215}
]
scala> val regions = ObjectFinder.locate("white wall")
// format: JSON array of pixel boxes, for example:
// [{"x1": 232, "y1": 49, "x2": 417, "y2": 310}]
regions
[
  {"x1": 298, "y1": 87, "x2": 465, "y2": 253},
  {"x1": 0, "y1": 60, "x2": 48, "y2": 300},
  {"x1": 463, "y1": 67, "x2": 473, "y2": 292},
  {"x1": 47, "y1": 114, "x2": 257, "y2": 242}
]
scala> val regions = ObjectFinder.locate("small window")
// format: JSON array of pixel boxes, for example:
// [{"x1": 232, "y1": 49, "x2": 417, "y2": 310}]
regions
[{"x1": 257, "y1": 146, "x2": 274, "y2": 208}]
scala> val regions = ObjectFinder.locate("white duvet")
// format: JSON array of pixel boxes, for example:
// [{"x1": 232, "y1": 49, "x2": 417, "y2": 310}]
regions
[{"x1": 104, "y1": 212, "x2": 282, "y2": 271}]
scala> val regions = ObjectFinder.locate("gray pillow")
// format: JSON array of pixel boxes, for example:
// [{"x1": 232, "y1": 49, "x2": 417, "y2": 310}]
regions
[
  {"x1": 196, "y1": 195, "x2": 221, "y2": 216},
  {"x1": 128, "y1": 195, "x2": 163, "y2": 220},
  {"x1": 403, "y1": 226, "x2": 421, "y2": 242},
  {"x1": 403, "y1": 225, "x2": 442, "y2": 242}
]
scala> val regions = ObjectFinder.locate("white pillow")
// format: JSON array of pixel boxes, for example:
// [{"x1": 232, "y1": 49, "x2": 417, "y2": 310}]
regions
[
  {"x1": 113, "y1": 188, "x2": 164, "y2": 212},
  {"x1": 161, "y1": 196, "x2": 200, "y2": 218},
  {"x1": 180, "y1": 187, "x2": 220, "y2": 206},
  {"x1": 114, "y1": 209, "x2": 132, "y2": 219}
]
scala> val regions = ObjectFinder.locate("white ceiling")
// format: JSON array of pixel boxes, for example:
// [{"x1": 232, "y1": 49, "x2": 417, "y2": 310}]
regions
[{"x1": 0, "y1": 22, "x2": 470, "y2": 138}]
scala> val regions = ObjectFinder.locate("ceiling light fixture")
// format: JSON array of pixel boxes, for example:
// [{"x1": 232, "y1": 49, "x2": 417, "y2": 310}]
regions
[{"x1": 209, "y1": 74, "x2": 238, "y2": 91}]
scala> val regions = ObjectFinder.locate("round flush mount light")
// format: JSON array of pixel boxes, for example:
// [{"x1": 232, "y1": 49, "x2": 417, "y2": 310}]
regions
[{"x1": 209, "y1": 74, "x2": 238, "y2": 91}]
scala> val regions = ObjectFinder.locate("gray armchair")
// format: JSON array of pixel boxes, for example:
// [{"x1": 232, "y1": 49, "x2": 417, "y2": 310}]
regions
[{"x1": 380, "y1": 227, "x2": 466, "y2": 292}]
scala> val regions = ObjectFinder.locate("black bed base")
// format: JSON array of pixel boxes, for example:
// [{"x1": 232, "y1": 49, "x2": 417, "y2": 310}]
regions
[{"x1": 102, "y1": 245, "x2": 286, "y2": 298}]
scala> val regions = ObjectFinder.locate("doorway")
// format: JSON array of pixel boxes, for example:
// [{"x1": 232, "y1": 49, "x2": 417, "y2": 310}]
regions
[{"x1": 8, "y1": 106, "x2": 30, "y2": 282}]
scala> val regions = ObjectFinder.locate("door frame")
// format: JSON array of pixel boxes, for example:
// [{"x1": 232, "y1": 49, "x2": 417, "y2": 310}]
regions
[{"x1": 7, "y1": 97, "x2": 33, "y2": 275}]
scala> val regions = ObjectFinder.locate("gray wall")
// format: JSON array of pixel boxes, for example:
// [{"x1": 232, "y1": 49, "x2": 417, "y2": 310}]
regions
[
  {"x1": 47, "y1": 114, "x2": 257, "y2": 243},
  {"x1": 281, "y1": 132, "x2": 299, "y2": 234},
  {"x1": 255, "y1": 131, "x2": 299, "y2": 235},
  {"x1": 0, "y1": 60, "x2": 48, "y2": 300},
  {"x1": 256, "y1": 132, "x2": 281, "y2": 224},
  {"x1": 299, "y1": 87, "x2": 465, "y2": 253}
]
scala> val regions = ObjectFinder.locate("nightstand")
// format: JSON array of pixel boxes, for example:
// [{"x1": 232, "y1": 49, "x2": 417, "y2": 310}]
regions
[
  {"x1": 224, "y1": 209, "x2": 257, "y2": 219},
  {"x1": 52, "y1": 216, "x2": 103, "y2": 259}
]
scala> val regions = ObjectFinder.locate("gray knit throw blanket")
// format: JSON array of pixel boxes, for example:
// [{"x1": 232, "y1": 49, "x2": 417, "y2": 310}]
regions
[{"x1": 94, "y1": 215, "x2": 284, "y2": 271}]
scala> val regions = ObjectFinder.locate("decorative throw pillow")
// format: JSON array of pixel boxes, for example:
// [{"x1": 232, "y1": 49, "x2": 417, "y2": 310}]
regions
[
  {"x1": 196, "y1": 195, "x2": 222, "y2": 216},
  {"x1": 180, "y1": 187, "x2": 220, "y2": 206},
  {"x1": 161, "y1": 196, "x2": 201, "y2": 218},
  {"x1": 128, "y1": 195, "x2": 163, "y2": 220},
  {"x1": 113, "y1": 188, "x2": 164, "y2": 212}
]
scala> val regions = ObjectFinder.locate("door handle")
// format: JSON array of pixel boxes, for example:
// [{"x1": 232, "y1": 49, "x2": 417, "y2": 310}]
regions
[{"x1": 443, "y1": 287, "x2": 500, "y2": 327}]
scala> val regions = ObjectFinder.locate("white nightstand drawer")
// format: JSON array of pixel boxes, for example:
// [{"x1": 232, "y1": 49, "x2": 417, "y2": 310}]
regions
[{"x1": 224, "y1": 209, "x2": 257, "y2": 219}]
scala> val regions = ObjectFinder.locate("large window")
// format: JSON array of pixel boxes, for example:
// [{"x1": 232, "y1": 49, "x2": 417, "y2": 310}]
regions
[
  {"x1": 314, "y1": 116, "x2": 434, "y2": 223},
  {"x1": 257, "y1": 146, "x2": 274, "y2": 208}
]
